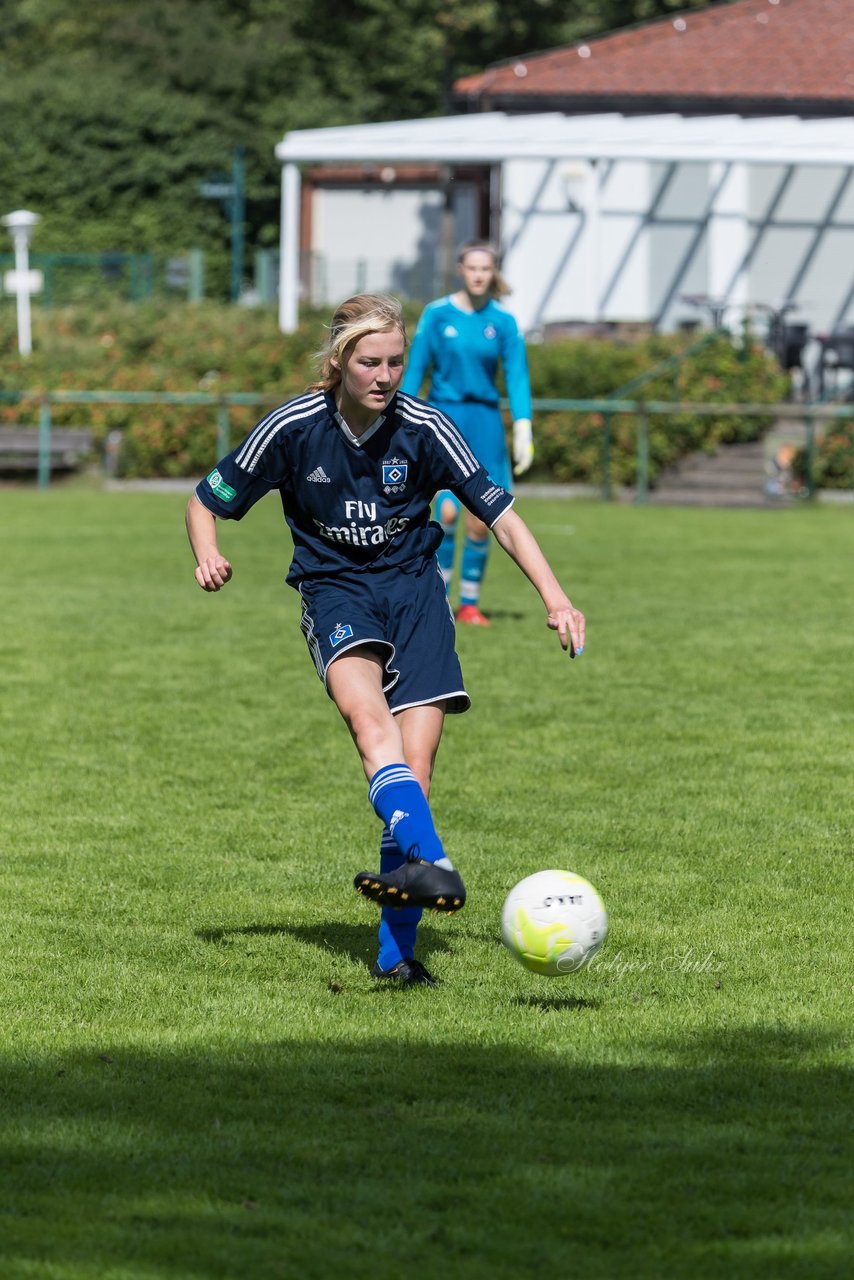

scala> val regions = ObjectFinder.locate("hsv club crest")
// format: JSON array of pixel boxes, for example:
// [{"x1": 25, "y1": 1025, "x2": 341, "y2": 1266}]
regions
[{"x1": 382, "y1": 457, "x2": 408, "y2": 493}]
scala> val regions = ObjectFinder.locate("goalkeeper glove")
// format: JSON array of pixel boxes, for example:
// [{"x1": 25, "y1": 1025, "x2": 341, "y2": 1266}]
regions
[{"x1": 512, "y1": 418, "x2": 534, "y2": 476}]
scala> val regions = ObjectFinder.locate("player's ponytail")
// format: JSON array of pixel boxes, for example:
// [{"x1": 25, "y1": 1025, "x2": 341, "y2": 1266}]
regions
[
  {"x1": 457, "y1": 240, "x2": 511, "y2": 299},
  {"x1": 307, "y1": 293, "x2": 408, "y2": 392}
]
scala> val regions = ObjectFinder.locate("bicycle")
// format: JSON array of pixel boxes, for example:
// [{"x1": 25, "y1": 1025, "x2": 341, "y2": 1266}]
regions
[
  {"x1": 678, "y1": 293, "x2": 734, "y2": 332},
  {"x1": 750, "y1": 301, "x2": 811, "y2": 398}
]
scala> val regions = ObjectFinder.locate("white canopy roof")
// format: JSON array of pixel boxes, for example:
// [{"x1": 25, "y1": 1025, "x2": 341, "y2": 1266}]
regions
[
  {"x1": 276, "y1": 110, "x2": 854, "y2": 330},
  {"x1": 277, "y1": 110, "x2": 854, "y2": 168}
]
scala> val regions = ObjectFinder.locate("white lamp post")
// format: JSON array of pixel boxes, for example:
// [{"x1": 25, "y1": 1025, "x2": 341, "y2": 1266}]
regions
[{"x1": 2, "y1": 210, "x2": 42, "y2": 356}]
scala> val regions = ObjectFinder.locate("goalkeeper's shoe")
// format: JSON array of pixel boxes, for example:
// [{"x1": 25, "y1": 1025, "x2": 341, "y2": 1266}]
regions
[
  {"x1": 370, "y1": 958, "x2": 439, "y2": 987},
  {"x1": 354, "y1": 858, "x2": 466, "y2": 913},
  {"x1": 456, "y1": 603, "x2": 490, "y2": 627}
]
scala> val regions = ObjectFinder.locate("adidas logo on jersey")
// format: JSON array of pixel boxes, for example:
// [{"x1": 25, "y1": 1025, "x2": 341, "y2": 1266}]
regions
[{"x1": 307, "y1": 466, "x2": 331, "y2": 483}]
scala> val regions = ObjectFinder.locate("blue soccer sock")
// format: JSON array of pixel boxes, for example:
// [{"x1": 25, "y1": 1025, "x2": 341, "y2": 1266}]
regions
[
  {"x1": 368, "y1": 763, "x2": 454, "y2": 869},
  {"x1": 460, "y1": 535, "x2": 490, "y2": 606},
  {"x1": 436, "y1": 519, "x2": 456, "y2": 591},
  {"x1": 376, "y1": 827, "x2": 423, "y2": 969}
]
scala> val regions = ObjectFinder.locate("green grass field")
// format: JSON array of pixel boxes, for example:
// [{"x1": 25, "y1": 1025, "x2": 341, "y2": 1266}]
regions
[{"x1": 2, "y1": 488, "x2": 851, "y2": 1279}]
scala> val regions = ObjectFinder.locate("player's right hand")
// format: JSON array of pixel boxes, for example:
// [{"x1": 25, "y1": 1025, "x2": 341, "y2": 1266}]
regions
[
  {"x1": 547, "y1": 600, "x2": 585, "y2": 657},
  {"x1": 195, "y1": 555, "x2": 233, "y2": 591}
]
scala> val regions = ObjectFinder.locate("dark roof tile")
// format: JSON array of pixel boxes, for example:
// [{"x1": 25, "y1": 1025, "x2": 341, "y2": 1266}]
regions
[{"x1": 455, "y1": 0, "x2": 854, "y2": 106}]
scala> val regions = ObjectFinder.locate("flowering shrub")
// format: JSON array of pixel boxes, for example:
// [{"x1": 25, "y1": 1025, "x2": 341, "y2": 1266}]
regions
[
  {"x1": 0, "y1": 300, "x2": 326, "y2": 477},
  {"x1": 792, "y1": 422, "x2": 854, "y2": 489},
  {"x1": 527, "y1": 332, "x2": 789, "y2": 488},
  {"x1": 0, "y1": 301, "x2": 790, "y2": 482}
]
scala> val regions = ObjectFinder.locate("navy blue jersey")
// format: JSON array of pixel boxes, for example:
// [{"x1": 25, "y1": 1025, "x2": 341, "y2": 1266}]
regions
[{"x1": 195, "y1": 389, "x2": 514, "y2": 585}]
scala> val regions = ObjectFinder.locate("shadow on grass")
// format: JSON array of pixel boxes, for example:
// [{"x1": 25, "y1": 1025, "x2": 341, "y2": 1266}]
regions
[
  {"x1": 482, "y1": 607, "x2": 526, "y2": 621},
  {"x1": 196, "y1": 921, "x2": 453, "y2": 968},
  {"x1": 0, "y1": 1029, "x2": 849, "y2": 1278},
  {"x1": 512, "y1": 993, "x2": 601, "y2": 1012},
  {"x1": 457, "y1": 606, "x2": 526, "y2": 624}
]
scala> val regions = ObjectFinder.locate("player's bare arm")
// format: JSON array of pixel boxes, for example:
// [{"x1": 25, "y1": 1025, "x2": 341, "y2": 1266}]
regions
[
  {"x1": 186, "y1": 495, "x2": 233, "y2": 592},
  {"x1": 490, "y1": 507, "x2": 585, "y2": 655}
]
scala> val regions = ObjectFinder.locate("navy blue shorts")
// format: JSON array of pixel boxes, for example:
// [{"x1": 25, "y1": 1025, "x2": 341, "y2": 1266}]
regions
[{"x1": 297, "y1": 559, "x2": 470, "y2": 715}]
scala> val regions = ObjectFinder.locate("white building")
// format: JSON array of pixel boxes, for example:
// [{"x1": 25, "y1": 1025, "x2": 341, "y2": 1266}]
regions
[{"x1": 275, "y1": 0, "x2": 854, "y2": 339}]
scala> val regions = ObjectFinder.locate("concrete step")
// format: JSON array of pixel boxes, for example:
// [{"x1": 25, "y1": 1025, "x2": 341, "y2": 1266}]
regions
[
  {"x1": 675, "y1": 451, "x2": 765, "y2": 474},
  {"x1": 660, "y1": 469, "x2": 766, "y2": 489},
  {"x1": 650, "y1": 437, "x2": 771, "y2": 505},
  {"x1": 645, "y1": 487, "x2": 785, "y2": 508},
  {"x1": 681, "y1": 440, "x2": 766, "y2": 459},
  {"x1": 647, "y1": 432, "x2": 788, "y2": 506}
]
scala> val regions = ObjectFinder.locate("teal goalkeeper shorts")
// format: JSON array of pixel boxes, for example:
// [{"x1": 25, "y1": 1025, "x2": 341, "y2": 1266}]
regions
[{"x1": 431, "y1": 399, "x2": 512, "y2": 516}]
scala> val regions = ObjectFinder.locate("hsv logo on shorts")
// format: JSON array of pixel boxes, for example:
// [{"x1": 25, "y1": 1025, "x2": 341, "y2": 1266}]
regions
[
  {"x1": 382, "y1": 458, "x2": 408, "y2": 493},
  {"x1": 329, "y1": 623, "x2": 354, "y2": 647}
]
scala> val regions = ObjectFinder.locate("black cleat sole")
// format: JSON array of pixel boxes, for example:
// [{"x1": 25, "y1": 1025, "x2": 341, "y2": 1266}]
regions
[{"x1": 353, "y1": 861, "x2": 466, "y2": 913}]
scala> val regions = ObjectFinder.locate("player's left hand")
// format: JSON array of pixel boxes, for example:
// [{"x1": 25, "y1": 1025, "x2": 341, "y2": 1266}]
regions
[
  {"x1": 547, "y1": 601, "x2": 585, "y2": 657},
  {"x1": 512, "y1": 418, "x2": 534, "y2": 476}
]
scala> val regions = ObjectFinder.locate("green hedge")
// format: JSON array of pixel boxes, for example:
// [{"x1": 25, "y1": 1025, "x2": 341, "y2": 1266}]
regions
[
  {"x1": 526, "y1": 331, "x2": 789, "y2": 487},
  {"x1": 0, "y1": 300, "x2": 321, "y2": 478},
  {"x1": 1, "y1": 300, "x2": 790, "y2": 483}
]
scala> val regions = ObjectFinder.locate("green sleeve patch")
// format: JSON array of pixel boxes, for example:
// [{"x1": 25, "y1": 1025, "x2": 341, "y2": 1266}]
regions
[{"x1": 207, "y1": 469, "x2": 237, "y2": 502}]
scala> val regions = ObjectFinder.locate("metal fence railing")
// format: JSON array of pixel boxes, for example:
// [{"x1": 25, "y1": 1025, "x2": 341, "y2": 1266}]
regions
[
  {"x1": 0, "y1": 250, "x2": 282, "y2": 307},
  {"x1": 524, "y1": 397, "x2": 852, "y2": 504},
  {"x1": 1, "y1": 387, "x2": 852, "y2": 496}
]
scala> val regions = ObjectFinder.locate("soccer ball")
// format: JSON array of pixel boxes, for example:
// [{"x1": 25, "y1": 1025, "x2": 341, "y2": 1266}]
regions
[{"x1": 501, "y1": 869, "x2": 608, "y2": 976}]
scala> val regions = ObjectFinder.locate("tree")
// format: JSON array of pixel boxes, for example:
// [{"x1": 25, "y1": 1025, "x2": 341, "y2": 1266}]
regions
[{"x1": 0, "y1": 0, "x2": 715, "y2": 278}]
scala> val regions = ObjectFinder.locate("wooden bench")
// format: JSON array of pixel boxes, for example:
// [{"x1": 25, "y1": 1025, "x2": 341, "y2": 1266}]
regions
[{"x1": 0, "y1": 427, "x2": 94, "y2": 474}]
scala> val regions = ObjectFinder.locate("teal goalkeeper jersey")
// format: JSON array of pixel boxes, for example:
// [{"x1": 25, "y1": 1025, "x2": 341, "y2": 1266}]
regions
[{"x1": 401, "y1": 296, "x2": 532, "y2": 422}]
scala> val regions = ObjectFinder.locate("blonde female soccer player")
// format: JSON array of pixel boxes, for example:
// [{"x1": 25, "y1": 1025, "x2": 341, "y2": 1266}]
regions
[{"x1": 186, "y1": 294, "x2": 583, "y2": 987}]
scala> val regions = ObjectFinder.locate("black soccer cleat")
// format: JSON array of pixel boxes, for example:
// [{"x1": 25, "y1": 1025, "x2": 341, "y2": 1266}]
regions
[
  {"x1": 370, "y1": 958, "x2": 439, "y2": 987},
  {"x1": 353, "y1": 858, "x2": 466, "y2": 913}
]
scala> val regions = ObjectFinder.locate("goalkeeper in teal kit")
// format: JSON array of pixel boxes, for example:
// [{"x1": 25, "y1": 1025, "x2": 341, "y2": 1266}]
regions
[{"x1": 401, "y1": 240, "x2": 533, "y2": 626}]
